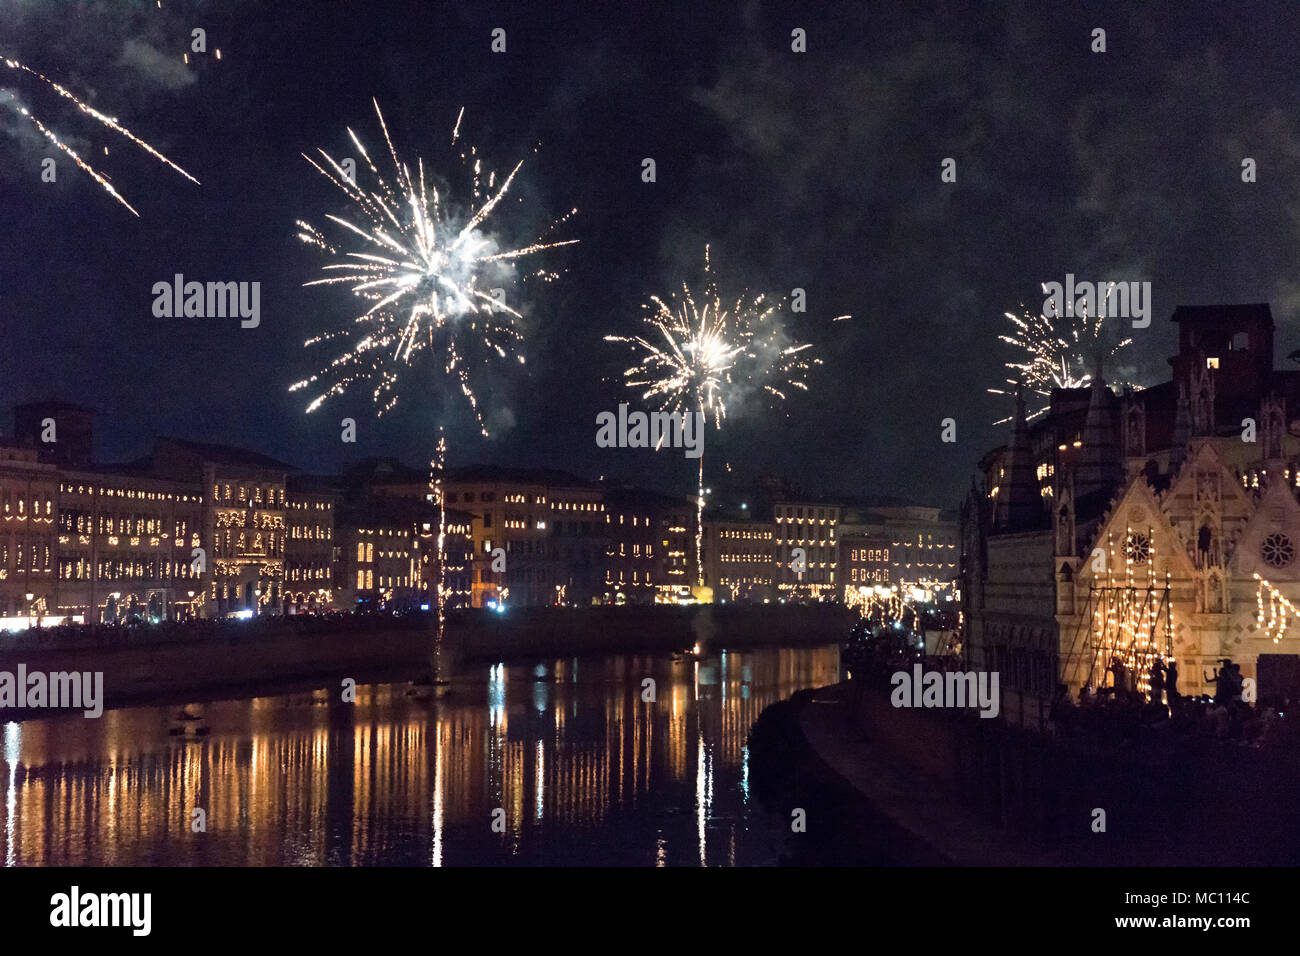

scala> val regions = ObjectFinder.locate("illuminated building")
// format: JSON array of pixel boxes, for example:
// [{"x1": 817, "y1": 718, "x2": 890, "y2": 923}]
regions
[
  {"x1": 602, "y1": 484, "x2": 696, "y2": 604},
  {"x1": 548, "y1": 481, "x2": 606, "y2": 605},
  {"x1": 839, "y1": 503, "x2": 957, "y2": 596},
  {"x1": 55, "y1": 463, "x2": 204, "y2": 623},
  {"x1": 0, "y1": 407, "x2": 484, "y2": 625},
  {"x1": 445, "y1": 466, "x2": 605, "y2": 608},
  {"x1": 10, "y1": 404, "x2": 213, "y2": 623},
  {"x1": 0, "y1": 440, "x2": 60, "y2": 626},
  {"x1": 702, "y1": 504, "x2": 774, "y2": 602},
  {"x1": 333, "y1": 498, "x2": 423, "y2": 611},
  {"x1": 773, "y1": 499, "x2": 839, "y2": 599},
  {"x1": 283, "y1": 476, "x2": 336, "y2": 613},
  {"x1": 964, "y1": 304, "x2": 1300, "y2": 725},
  {"x1": 150, "y1": 438, "x2": 292, "y2": 618},
  {"x1": 308, "y1": 462, "x2": 472, "y2": 612}
]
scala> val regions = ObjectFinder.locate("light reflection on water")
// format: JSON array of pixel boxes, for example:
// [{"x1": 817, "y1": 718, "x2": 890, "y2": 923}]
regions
[{"x1": 0, "y1": 644, "x2": 839, "y2": 866}]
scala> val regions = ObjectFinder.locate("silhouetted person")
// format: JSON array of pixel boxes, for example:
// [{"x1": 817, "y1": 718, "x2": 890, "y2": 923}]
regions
[
  {"x1": 1149, "y1": 659, "x2": 1165, "y2": 706},
  {"x1": 1204, "y1": 665, "x2": 1220, "y2": 702},
  {"x1": 1205, "y1": 659, "x2": 1236, "y2": 705},
  {"x1": 1230, "y1": 663, "x2": 1245, "y2": 704},
  {"x1": 1165, "y1": 660, "x2": 1179, "y2": 703},
  {"x1": 1109, "y1": 655, "x2": 1136, "y2": 700}
]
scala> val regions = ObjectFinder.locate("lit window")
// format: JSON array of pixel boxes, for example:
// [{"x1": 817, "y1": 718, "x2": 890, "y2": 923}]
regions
[{"x1": 1206, "y1": 357, "x2": 1219, "y2": 369}]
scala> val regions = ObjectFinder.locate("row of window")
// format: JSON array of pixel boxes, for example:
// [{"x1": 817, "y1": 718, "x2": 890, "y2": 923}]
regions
[
  {"x1": 448, "y1": 491, "x2": 508, "y2": 504},
  {"x1": 215, "y1": 512, "x2": 286, "y2": 531},
  {"x1": 60, "y1": 558, "x2": 201, "y2": 581},
  {"x1": 2, "y1": 498, "x2": 53, "y2": 517},
  {"x1": 851, "y1": 568, "x2": 889, "y2": 583},
  {"x1": 777, "y1": 506, "x2": 837, "y2": 520},
  {"x1": 60, "y1": 484, "x2": 199, "y2": 503},
  {"x1": 1, "y1": 543, "x2": 49, "y2": 570},
  {"x1": 777, "y1": 528, "x2": 836, "y2": 542},
  {"x1": 289, "y1": 525, "x2": 331, "y2": 540},
  {"x1": 287, "y1": 566, "x2": 330, "y2": 581},
  {"x1": 355, "y1": 571, "x2": 413, "y2": 590},
  {"x1": 58, "y1": 511, "x2": 193, "y2": 536},
  {"x1": 849, "y1": 548, "x2": 891, "y2": 562},
  {"x1": 214, "y1": 484, "x2": 285, "y2": 506},
  {"x1": 213, "y1": 530, "x2": 281, "y2": 557},
  {"x1": 355, "y1": 542, "x2": 411, "y2": 563}
]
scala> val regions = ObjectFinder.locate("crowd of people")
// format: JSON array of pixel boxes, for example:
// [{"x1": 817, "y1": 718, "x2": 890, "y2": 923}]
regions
[{"x1": 1050, "y1": 655, "x2": 1287, "y2": 747}]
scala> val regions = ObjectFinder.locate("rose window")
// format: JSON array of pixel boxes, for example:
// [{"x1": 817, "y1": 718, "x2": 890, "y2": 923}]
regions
[
  {"x1": 1262, "y1": 533, "x2": 1295, "y2": 569},
  {"x1": 1124, "y1": 532, "x2": 1151, "y2": 565}
]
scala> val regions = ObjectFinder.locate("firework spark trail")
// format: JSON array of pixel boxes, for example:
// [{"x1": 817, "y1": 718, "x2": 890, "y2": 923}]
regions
[
  {"x1": 295, "y1": 102, "x2": 574, "y2": 652},
  {"x1": 291, "y1": 100, "x2": 577, "y2": 433},
  {"x1": 989, "y1": 289, "x2": 1136, "y2": 423},
  {"x1": 1, "y1": 55, "x2": 198, "y2": 215},
  {"x1": 428, "y1": 429, "x2": 448, "y2": 677},
  {"x1": 606, "y1": 248, "x2": 823, "y2": 587}
]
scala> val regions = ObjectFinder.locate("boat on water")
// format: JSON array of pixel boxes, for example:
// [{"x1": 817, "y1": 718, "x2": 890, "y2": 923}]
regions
[
  {"x1": 168, "y1": 707, "x2": 209, "y2": 736},
  {"x1": 405, "y1": 674, "x2": 451, "y2": 700}
]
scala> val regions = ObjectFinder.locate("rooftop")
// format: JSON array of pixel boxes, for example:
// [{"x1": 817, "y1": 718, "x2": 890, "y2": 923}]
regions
[{"x1": 155, "y1": 437, "x2": 298, "y2": 472}]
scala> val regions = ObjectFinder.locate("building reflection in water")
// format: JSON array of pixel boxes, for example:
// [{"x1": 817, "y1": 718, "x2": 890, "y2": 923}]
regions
[{"x1": 0, "y1": 645, "x2": 839, "y2": 866}]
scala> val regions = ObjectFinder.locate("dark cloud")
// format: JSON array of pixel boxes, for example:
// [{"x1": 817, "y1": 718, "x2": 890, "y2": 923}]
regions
[
  {"x1": 680, "y1": 2, "x2": 1300, "y2": 501},
  {"x1": 3, "y1": 1, "x2": 1299, "y2": 510}
]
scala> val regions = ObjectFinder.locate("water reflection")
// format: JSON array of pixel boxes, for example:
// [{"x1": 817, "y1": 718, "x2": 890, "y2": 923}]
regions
[{"x1": 0, "y1": 645, "x2": 839, "y2": 866}]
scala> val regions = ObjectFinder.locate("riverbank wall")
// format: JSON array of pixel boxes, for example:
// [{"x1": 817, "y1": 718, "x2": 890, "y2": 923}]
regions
[
  {"x1": 0, "y1": 604, "x2": 853, "y2": 711},
  {"x1": 841, "y1": 672, "x2": 1300, "y2": 865}
]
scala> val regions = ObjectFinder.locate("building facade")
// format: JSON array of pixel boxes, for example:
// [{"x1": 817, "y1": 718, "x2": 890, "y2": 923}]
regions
[
  {"x1": 964, "y1": 304, "x2": 1300, "y2": 726},
  {"x1": 773, "y1": 499, "x2": 840, "y2": 599},
  {"x1": 840, "y1": 504, "x2": 958, "y2": 597},
  {"x1": 284, "y1": 478, "x2": 337, "y2": 613},
  {"x1": 702, "y1": 508, "x2": 775, "y2": 602},
  {"x1": 603, "y1": 484, "x2": 697, "y2": 603},
  {"x1": 445, "y1": 466, "x2": 608, "y2": 608},
  {"x1": 0, "y1": 442, "x2": 60, "y2": 626}
]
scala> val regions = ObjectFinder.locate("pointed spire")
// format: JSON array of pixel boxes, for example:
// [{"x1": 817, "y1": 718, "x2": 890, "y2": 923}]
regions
[
  {"x1": 1170, "y1": 378, "x2": 1191, "y2": 471},
  {"x1": 1075, "y1": 364, "x2": 1120, "y2": 499},
  {"x1": 1261, "y1": 393, "x2": 1287, "y2": 463},
  {"x1": 995, "y1": 381, "x2": 1041, "y2": 531}
]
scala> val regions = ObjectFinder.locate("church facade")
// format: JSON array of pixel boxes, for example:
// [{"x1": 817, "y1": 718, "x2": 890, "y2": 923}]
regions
[{"x1": 962, "y1": 304, "x2": 1300, "y2": 727}]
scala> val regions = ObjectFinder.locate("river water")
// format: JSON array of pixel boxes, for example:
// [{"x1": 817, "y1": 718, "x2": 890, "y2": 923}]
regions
[{"x1": 1, "y1": 644, "x2": 841, "y2": 866}]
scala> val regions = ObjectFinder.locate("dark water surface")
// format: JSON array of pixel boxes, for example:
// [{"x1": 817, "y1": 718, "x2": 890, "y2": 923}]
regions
[{"x1": 1, "y1": 644, "x2": 840, "y2": 865}]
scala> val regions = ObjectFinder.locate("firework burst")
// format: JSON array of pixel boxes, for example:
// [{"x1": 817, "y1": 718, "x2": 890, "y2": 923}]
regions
[
  {"x1": 291, "y1": 100, "x2": 577, "y2": 433},
  {"x1": 606, "y1": 248, "x2": 819, "y2": 430},
  {"x1": 1, "y1": 54, "x2": 198, "y2": 215},
  {"x1": 606, "y1": 248, "x2": 822, "y2": 586},
  {"x1": 989, "y1": 292, "x2": 1136, "y2": 423}
]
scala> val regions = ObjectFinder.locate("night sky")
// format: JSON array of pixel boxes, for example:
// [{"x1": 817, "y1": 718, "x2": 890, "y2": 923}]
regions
[{"x1": 4, "y1": 0, "x2": 1300, "y2": 509}]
